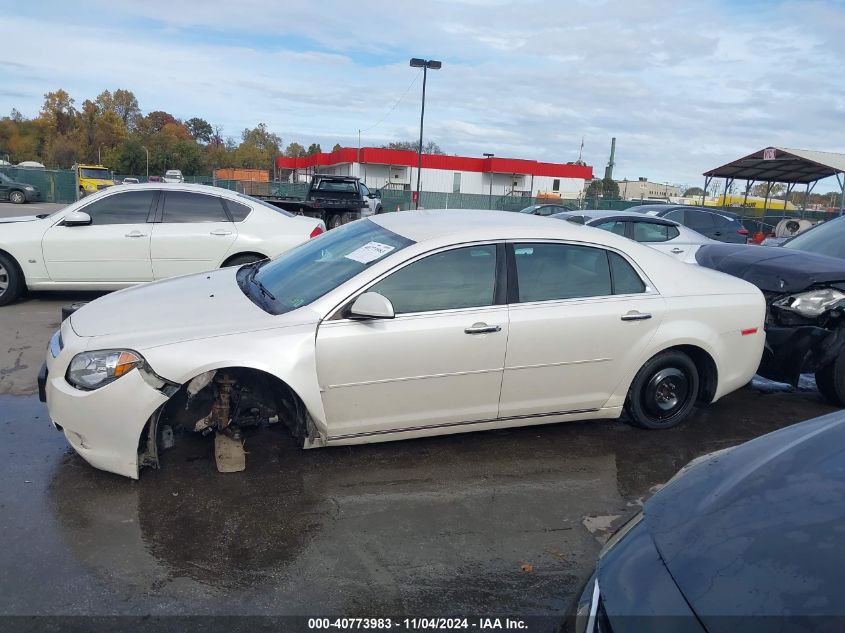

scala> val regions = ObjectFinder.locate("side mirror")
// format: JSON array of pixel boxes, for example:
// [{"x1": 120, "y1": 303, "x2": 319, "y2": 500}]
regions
[
  {"x1": 373, "y1": 190, "x2": 382, "y2": 199},
  {"x1": 63, "y1": 211, "x2": 92, "y2": 227},
  {"x1": 348, "y1": 292, "x2": 395, "y2": 319}
]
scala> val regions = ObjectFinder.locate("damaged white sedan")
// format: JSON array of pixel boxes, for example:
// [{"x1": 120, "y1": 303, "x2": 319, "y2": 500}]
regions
[{"x1": 40, "y1": 210, "x2": 766, "y2": 479}]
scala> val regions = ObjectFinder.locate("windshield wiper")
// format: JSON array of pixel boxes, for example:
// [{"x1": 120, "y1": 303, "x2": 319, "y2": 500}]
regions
[{"x1": 245, "y1": 262, "x2": 276, "y2": 302}]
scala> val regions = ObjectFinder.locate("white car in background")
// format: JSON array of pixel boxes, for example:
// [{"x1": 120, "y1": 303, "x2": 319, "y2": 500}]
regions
[
  {"x1": 0, "y1": 183, "x2": 325, "y2": 305},
  {"x1": 162, "y1": 170, "x2": 184, "y2": 183},
  {"x1": 121, "y1": 177, "x2": 140, "y2": 185},
  {"x1": 551, "y1": 209, "x2": 715, "y2": 263},
  {"x1": 41, "y1": 210, "x2": 765, "y2": 479}
]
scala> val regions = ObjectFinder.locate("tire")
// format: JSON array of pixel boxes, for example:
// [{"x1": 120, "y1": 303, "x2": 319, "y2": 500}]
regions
[
  {"x1": 0, "y1": 253, "x2": 23, "y2": 307},
  {"x1": 625, "y1": 350, "x2": 700, "y2": 429},
  {"x1": 815, "y1": 355, "x2": 845, "y2": 406},
  {"x1": 327, "y1": 213, "x2": 343, "y2": 230},
  {"x1": 223, "y1": 254, "x2": 264, "y2": 268},
  {"x1": 375, "y1": 205, "x2": 383, "y2": 215},
  {"x1": 9, "y1": 190, "x2": 26, "y2": 204}
]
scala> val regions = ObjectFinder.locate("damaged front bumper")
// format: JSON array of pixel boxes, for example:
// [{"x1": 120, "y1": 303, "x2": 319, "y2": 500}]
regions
[{"x1": 760, "y1": 324, "x2": 845, "y2": 385}]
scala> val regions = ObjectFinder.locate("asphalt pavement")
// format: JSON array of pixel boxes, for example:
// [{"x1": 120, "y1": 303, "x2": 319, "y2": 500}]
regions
[{"x1": 0, "y1": 290, "x2": 837, "y2": 630}]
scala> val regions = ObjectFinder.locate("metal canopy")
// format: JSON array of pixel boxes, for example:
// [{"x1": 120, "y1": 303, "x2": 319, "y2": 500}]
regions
[{"x1": 704, "y1": 147, "x2": 845, "y2": 184}]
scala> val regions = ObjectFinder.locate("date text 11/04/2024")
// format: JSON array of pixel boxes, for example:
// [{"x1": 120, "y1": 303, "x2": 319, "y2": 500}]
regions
[{"x1": 307, "y1": 618, "x2": 529, "y2": 630}]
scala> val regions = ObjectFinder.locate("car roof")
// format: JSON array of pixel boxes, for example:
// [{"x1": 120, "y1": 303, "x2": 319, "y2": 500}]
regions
[
  {"x1": 564, "y1": 209, "x2": 679, "y2": 224},
  {"x1": 88, "y1": 182, "x2": 252, "y2": 203},
  {"x1": 371, "y1": 209, "x2": 597, "y2": 243}
]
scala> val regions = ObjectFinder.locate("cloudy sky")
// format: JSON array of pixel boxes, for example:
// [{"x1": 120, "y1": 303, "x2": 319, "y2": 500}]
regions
[{"x1": 1, "y1": 0, "x2": 844, "y2": 189}]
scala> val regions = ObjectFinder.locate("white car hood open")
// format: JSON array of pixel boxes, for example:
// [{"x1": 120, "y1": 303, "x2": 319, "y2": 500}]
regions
[{"x1": 69, "y1": 268, "x2": 318, "y2": 349}]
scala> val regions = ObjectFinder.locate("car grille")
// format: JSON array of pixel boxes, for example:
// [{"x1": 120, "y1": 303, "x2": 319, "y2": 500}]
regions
[{"x1": 96, "y1": 184, "x2": 112, "y2": 190}]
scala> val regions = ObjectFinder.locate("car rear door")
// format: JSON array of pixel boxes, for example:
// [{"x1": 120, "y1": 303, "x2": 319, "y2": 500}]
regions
[
  {"x1": 41, "y1": 190, "x2": 156, "y2": 282},
  {"x1": 630, "y1": 220, "x2": 688, "y2": 259},
  {"x1": 150, "y1": 190, "x2": 238, "y2": 279},
  {"x1": 498, "y1": 242, "x2": 664, "y2": 417},
  {"x1": 315, "y1": 243, "x2": 508, "y2": 439}
]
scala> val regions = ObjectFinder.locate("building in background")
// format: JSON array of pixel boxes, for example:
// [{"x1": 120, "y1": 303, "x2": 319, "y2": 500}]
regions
[
  {"x1": 616, "y1": 177, "x2": 680, "y2": 201},
  {"x1": 276, "y1": 147, "x2": 593, "y2": 199}
]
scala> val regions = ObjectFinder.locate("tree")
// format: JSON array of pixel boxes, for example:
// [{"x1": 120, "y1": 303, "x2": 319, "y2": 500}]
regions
[
  {"x1": 383, "y1": 140, "x2": 445, "y2": 154},
  {"x1": 112, "y1": 89, "x2": 141, "y2": 127},
  {"x1": 332, "y1": 143, "x2": 342, "y2": 152},
  {"x1": 285, "y1": 142, "x2": 306, "y2": 158},
  {"x1": 585, "y1": 178, "x2": 619, "y2": 198},
  {"x1": 185, "y1": 117, "x2": 213, "y2": 143},
  {"x1": 143, "y1": 111, "x2": 178, "y2": 134},
  {"x1": 683, "y1": 186, "x2": 705, "y2": 197},
  {"x1": 751, "y1": 182, "x2": 785, "y2": 198},
  {"x1": 39, "y1": 89, "x2": 76, "y2": 135},
  {"x1": 307, "y1": 143, "x2": 322, "y2": 155}
]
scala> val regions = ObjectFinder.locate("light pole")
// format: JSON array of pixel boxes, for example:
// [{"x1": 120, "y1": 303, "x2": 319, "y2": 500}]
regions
[
  {"x1": 483, "y1": 153, "x2": 494, "y2": 209},
  {"x1": 141, "y1": 145, "x2": 149, "y2": 180},
  {"x1": 409, "y1": 58, "x2": 442, "y2": 209}
]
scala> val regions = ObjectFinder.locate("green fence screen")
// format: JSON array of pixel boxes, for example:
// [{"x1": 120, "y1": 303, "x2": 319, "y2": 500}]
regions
[{"x1": 0, "y1": 167, "x2": 77, "y2": 204}]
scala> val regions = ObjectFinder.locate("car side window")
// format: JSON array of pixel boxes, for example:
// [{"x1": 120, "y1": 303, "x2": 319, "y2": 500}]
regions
[
  {"x1": 369, "y1": 245, "x2": 497, "y2": 314},
  {"x1": 609, "y1": 252, "x2": 646, "y2": 294},
  {"x1": 686, "y1": 210, "x2": 715, "y2": 229},
  {"x1": 514, "y1": 243, "x2": 611, "y2": 302},
  {"x1": 224, "y1": 199, "x2": 252, "y2": 222},
  {"x1": 80, "y1": 191, "x2": 156, "y2": 225},
  {"x1": 712, "y1": 214, "x2": 731, "y2": 227},
  {"x1": 593, "y1": 220, "x2": 627, "y2": 236},
  {"x1": 667, "y1": 225, "x2": 680, "y2": 239},
  {"x1": 360, "y1": 184, "x2": 370, "y2": 197},
  {"x1": 665, "y1": 209, "x2": 685, "y2": 223},
  {"x1": 162, "y1": 191, "x2": 230, "y2": 223},
  {"x1": 633, "y1": 221, "x2": 673, "y2": 242}
]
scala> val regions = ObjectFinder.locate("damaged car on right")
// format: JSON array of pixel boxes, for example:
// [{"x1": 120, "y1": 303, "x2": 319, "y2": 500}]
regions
[{"x1": 696, "y1": 215, "x2": 845, "y2": 404}]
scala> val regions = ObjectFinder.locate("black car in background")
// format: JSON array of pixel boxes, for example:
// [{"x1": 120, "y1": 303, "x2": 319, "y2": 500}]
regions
[
  {"x1": 697, "y1": 215, "x2": 845, "y2": 405},
  {"x1": 569, "y1": 411, "x2": 845, "y2": 633},
  {"x1": 0, "y1": 172, "x2": 41, "y2": 204},
  {"x1": 633, "y1": 204, "x2": 749, "y2": 243},
  {"x1": 518, "y1": 203, "x2": 578, "y2": 216}
]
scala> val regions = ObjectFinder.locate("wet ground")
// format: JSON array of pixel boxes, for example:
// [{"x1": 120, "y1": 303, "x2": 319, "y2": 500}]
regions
[{"x1": 0, "y1": 294, "x2": 837, "y2": 628}]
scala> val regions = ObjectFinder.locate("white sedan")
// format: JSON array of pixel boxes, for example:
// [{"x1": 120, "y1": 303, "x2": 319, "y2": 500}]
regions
[
  {"x1": 0, "y1": 183, "x2": 325, "y2": 305},
  {"x1": 40, "y1": 210, "x2": 765, "y2": 479},
  {"x1": 551, "y1": 210, "x2": 715, "y2": 262}
]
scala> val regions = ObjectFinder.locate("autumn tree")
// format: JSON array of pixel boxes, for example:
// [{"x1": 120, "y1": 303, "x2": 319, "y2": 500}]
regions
[
  {"x1": 185, "y1": 117, "x2": 213, "y2": 143},
  {"x1": 285, "y1": 142, "x2": 306, "y2": 158}
]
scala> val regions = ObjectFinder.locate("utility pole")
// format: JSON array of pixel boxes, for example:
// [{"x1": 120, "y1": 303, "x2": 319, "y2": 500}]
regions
[
  {"x1": 141, "y1": 145, "x2": 149, "y2": 180},
  {"x1": 483, "y1": 153, "x2": 494, "y2": 209},
  {"x1": 409, "y1": 58, "x2": 442, "y2": 209}
]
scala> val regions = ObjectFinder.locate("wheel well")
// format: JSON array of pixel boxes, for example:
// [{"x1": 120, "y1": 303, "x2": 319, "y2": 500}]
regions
[
  {"x1": 221, "y1": 251, "x2": 267, "y2": 267},
  {"x1": 0, "y1": 248, "x2": 24, "y2": 283},
  {"x1": 668, "y1": 344, "x2": 718, "y2": 404}
]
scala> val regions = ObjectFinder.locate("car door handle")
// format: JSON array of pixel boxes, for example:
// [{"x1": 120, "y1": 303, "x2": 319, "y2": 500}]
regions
[
  {"x1": 670, "y1": 248, "x2": 684, "y2": 254},
  {"x1": 210, "y1": 230, "x2": 233, "y2": 236},
  {"x1": 125, "y1": 231, "x2": 147, "y2": 238},
  {"x1": 621, "y1": 311, "x2": 652, "y2": 321},
  {"x1": 464, "y1": 322, "x2": 501, "y2": 334}
]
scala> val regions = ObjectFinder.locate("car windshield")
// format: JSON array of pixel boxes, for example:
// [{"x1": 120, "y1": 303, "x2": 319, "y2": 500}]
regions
[
  {"x1": 81, "y1": 168, "x2": 111, "y2": 180},
  {"x1": 315, "y1": 179, "x2": 357, "y2": 192},
  {"x1": 783, "y1": 217, "x2": 845, "y2": 258},
  {"x1": 246, "y1": 219, "x2": 415, "y2": 314},
  {"x1": 238, "y1": 193, "x2": 294, "y2": 217}
]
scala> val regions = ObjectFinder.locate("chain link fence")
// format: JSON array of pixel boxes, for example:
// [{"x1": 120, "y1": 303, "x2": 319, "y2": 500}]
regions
[{"x1": 0, "y1": 167, "x2": 77, "y2": 204}]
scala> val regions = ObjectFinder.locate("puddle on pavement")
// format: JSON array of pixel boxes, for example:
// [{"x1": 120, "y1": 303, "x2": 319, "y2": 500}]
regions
[{"x1": 0, "y1": 382, "x2": 837, "y2": 616}]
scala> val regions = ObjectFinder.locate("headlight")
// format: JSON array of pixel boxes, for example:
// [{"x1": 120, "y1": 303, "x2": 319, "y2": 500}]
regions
[
  {"x1": 66, "y1": 350, "x2": 144, "y2": 390},
  {"x1": 773, "y1": 288, "x2": 845, "y2": 317},
  {"x1": 25, "y1": 185, "x2": 34, "y2": 191},
  {"x1": 48, "y1": 329, "x2": 63, "y2": 358},
  {"x1": 85, "y1": 184, "x2": 96, "y2": 191}
]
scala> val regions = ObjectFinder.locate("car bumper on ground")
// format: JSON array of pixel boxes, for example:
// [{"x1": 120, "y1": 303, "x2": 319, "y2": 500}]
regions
[
  {"x1": 759, "y1": 324, "x2": 839, "y2": 385},
  {"x1": 24, "y1": 189, "x2": 41, "y2": 202},
  {"x1": 44, "y1": 364, "x2": 169, "y2": 479}
]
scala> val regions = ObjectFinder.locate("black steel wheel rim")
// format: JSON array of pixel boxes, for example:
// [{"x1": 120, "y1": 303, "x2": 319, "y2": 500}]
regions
[{"x1": 644, "y1": 367, "x2": 689, "y2": 419}]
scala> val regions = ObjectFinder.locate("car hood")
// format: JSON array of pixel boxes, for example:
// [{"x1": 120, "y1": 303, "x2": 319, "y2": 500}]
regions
[
  {"x1": 644, "y1": 412, "x2": 845, "y2": 621},
  {"x1": 69, "y1": 268, "x2": 318, "y2": 349},
  {"x1": 0, "y1": 214, "x2": 41, "y2": 223},
  {"x1": 696, "y1": 243, "x2": 845, "y2": 293}
]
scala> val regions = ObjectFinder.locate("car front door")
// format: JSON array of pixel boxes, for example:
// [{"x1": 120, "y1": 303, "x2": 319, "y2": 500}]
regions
[
  {"x1": 359, "y1": 183, "x2": 377, "y2": 217},
  {"x1": 150, "y1": 190, "x2": 238, "y2": 279},
  {"x1": 41, "y1": 190, "x2": 156, "y2": 282},
  {"x1": 315, "y1": 243, "x2": 508, "y2": 439},
  {"x1": 498, "y1": 242, "x2": 664, "y2": 417},
  {"x1": 0, "y1": 174, "x2": 10, "y2": 201}
]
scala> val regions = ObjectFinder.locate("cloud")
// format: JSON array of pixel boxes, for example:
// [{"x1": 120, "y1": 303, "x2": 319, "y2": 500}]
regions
[{"x1": 0, "y1": 0, "x2": 844, "y2": 189}]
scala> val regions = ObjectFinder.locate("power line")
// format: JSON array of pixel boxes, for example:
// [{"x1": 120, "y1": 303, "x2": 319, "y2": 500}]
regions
[{"x1": 359, "y1": 69, "x2": 422, "y2": 134}]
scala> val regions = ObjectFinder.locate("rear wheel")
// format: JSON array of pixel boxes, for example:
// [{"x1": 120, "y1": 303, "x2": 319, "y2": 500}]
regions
[
  {"x1": 815, "y1": 354, "x2": 845, "y2": 406},
  {"x1": 9, "y1": 190, "x2": 25, "y2": 204},
  {"x1": 0, "y1": 253, "x2": 23, "y2": 306},
  {"x1": 327, "y1": 213, "x2": 343, "y2": 230},
  {"x1": 625, "y1": 351, "x2": 699, "y2": 429}
]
